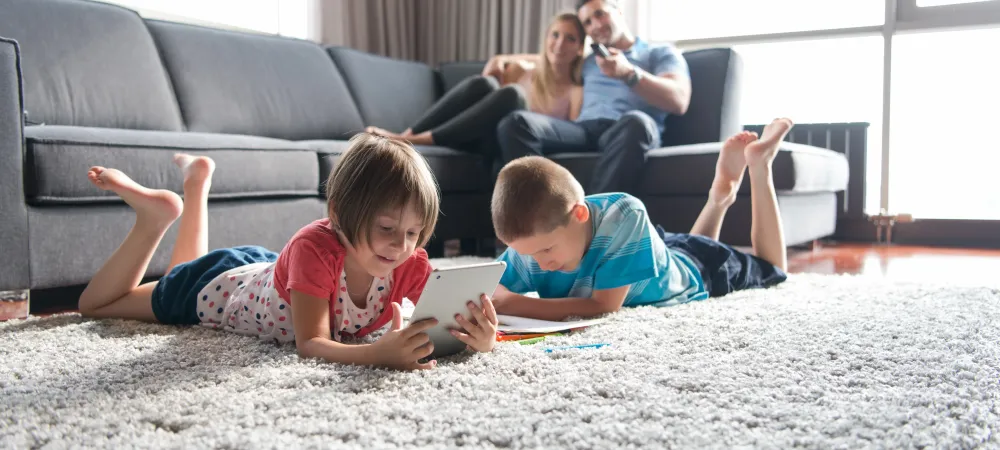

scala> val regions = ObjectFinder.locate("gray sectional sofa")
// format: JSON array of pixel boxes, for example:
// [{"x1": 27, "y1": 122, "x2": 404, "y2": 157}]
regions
[{"x1": 0, "y1": 0, "x2": 848, "y2": 308}]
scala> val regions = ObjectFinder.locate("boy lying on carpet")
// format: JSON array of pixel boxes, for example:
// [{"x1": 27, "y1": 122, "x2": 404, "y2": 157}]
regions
[
  {"x1": 77, "y1": 133, "x2": 498, "y2": 371},
  {"x1": 490, "y1": 118, "x2": 794, "y2": 320}
]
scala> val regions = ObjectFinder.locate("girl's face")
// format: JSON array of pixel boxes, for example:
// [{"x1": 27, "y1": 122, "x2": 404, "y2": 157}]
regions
[
  {"x1": 340, "y1": 201, "x2": 426, "y2": 278},
  {"x1": 546, "y1": 20, "x2": 583, "y2": 66}
]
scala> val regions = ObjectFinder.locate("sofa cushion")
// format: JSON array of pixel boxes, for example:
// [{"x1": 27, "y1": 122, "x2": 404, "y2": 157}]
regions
[
  {"x1": 303, "y1": 141, "x2": 491, "y2": 194},
  {"x1": 660, "y1": 48, "x2": 743, "y2": 147},
  {"x1": 24, "y1": 126, "x2": 320, "y2": 204},
  {"x1": 326, "y1": 47, "x2": 440, "y2": 133},
  {"x1": 549, "y1": 141, "x2": 849, "y2": 196},
  {"x1": 146, "y1": 20, "x2": 364, "y2": 140},
  {"x1": 0, "y1": 0, "x2": 183, "y2": 131}
]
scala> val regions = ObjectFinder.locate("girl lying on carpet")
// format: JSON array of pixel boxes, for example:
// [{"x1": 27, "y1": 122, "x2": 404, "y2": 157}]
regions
[{"x1": 77, "y1": 132, "x2": 499, "y2": 371}]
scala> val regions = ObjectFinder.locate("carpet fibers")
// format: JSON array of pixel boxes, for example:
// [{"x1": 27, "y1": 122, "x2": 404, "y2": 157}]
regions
[{"x1": 2, "y1": 261, "x2": 999, "y2": 449}]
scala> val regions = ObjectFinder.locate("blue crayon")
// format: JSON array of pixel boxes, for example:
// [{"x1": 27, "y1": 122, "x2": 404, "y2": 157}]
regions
[{"x1": 543, "y1": 343, "x2": 610, "y2": 353}]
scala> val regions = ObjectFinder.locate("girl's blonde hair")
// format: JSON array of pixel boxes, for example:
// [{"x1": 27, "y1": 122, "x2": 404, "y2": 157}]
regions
[
  {"x1": 530, "y1": 13, "x2": 585, "y2": 112},
  {"x1": 324, "y1": 133, "x2": 440, "y2": 249}
]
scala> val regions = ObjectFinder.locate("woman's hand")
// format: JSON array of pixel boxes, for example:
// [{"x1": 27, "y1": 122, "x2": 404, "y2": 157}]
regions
[
  {"x1": 501, "y1": 60, "x2": 530, "y2": 85},
  {"x1": 371, "y1": 303, "x2": 439, "y2": 370},
  {"x1": 451, "y1": 294, "x2": 499, "y2": 353},
  {"x1": 482, "y1": 56, "x2": 506, "y2": 80}
]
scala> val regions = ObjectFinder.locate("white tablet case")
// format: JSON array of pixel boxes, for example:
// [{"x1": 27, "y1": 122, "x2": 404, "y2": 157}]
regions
[{"x1": 409, "y1": 261, "x2": 507, "y2": 358}]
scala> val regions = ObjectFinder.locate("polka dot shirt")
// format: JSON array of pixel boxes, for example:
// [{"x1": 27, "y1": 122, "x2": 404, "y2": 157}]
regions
[
  {"x1": 332, "y1": 270, "x2": 391, "y2": 342},
  {"x1": 195, "y1": 262, "x2": 293, "y2": 342}
]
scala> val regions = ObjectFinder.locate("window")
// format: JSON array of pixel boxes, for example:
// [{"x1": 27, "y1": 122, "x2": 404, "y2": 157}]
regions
[
  {"x1": 648, "y1": 1, "x2": 884, "y2": 42},
  {"x1": 887, "y1": 27, "x2": 1000, "y2": 220},
  {"x1": 726, "y1": 37, "x2": 885, "y2": 214},
  {"x1": 104, "y1": 0, "x2": 313, "y2": 40}
]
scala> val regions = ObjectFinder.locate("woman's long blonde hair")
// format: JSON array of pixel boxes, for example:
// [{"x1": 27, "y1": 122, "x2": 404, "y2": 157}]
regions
[{"x1": 530, "y1": 13, "x2": 585, "y2": 111}]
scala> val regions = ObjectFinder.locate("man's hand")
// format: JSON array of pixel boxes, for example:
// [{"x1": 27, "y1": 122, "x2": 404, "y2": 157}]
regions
[
  {"x1": 451, "y1": 294, "x2": 499, "y2": 353},
  {"x1": 597, "y1": 47, "x2": 635, "y2": 81},
  {"x1": 371, "y1": 303, "x2": 439, "y2": 371}
]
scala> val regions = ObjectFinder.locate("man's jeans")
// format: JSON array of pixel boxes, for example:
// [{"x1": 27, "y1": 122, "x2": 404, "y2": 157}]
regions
[{"x1": 496, "y1": 110, "x2": 661, "y2": 194}]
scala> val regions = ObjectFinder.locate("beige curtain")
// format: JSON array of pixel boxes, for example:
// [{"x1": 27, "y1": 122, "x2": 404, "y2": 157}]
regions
[{"x1": 321, "y1": 0, "x2": 578, "y2": 67}]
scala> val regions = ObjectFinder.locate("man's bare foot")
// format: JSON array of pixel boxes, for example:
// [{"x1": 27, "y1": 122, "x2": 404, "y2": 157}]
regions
[
  {"x1": 745, "y1": 118, "x2": 793, "y2": 169},
  {"x1": 709, "y1": 130, "x2": 758, "y2": 206},
  {"x1": 173, "y1": 153, "x2": 216, "y2": 190},
  {"x1": 87, "y1": 167, "x2": 182, "y2": 228}
]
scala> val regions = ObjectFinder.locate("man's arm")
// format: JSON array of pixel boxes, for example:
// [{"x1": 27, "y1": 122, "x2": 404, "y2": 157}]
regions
[
  {"x1": 631, "y1": 69, "x2": 691, "y2": 116},
  {"x1": 493, "y1": 284, "x2": 630, "y2": 321},
  {"x1": 597, "y1": 48, "x2": 692, "y2": 115}
]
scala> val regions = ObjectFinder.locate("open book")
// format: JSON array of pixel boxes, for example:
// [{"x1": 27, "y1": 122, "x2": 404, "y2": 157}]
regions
[
  {"x1": 400, "y1": 298, "x2": 607, "y2": 333},
  {"x1": 495, "y1": 315, "x2": 607, "y2": 333}
]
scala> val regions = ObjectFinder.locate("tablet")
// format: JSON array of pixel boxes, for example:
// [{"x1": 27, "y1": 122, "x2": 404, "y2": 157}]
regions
[{"x1": 409, "y1": 261, "x2": 507, "y2": 359}]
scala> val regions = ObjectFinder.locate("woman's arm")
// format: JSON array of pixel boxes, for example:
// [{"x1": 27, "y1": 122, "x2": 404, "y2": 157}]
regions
[
  {"x1": 483, "y1": 53, "x2": 541, "y2": 80},
  {"x1": 569, "y1": 85, "x2": 584, "y2": 121},
  {"x1": 290, "y1": 290, "x2": 378, "y2": 365}
]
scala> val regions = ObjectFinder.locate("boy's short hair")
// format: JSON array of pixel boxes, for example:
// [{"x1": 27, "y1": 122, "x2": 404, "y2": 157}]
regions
[
  {"x1": 324, "y1": 132, "x2": 440, "y2": 248},
  {"x1": 492, "y1": 156, "x2": 585, "y2": 242}
]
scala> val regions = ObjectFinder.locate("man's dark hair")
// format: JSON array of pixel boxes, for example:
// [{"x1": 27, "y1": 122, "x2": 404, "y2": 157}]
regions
[{"x1": 576, "y1": 0, "x2": 619, "y2": 11}]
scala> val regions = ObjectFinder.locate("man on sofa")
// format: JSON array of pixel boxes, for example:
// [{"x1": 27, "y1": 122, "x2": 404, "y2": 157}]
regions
[{"x1": 486, "y1": 0, "x2": 692, "y2": 195}]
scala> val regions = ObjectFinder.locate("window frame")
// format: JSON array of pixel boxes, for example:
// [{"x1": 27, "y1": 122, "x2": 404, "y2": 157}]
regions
[{"x1": 650, "y1": 0, "x2": 1000, "y2": 245}]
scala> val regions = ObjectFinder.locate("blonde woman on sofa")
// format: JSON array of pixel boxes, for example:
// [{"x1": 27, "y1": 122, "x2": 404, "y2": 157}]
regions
[{"x1": 366, "y1": 13, "x2": 586, "y2": 154}]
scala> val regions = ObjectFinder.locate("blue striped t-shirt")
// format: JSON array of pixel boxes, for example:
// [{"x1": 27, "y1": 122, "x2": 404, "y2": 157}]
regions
[{"x1": 497, "y1": 193, "x2": 708, "y2": 307}]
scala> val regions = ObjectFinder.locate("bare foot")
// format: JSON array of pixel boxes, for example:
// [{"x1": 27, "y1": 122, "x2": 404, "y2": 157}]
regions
[
  {"x1": 87, "y1": 167, "x2": 182, "y2": 228},
  {"x1": 745, "y1": 118, "x2": 793, "y2": 169},
  {"x1": 709, "y1": 130, "x2": 758, "y2": 205},
  {"x1": 173, "y1": 153, "x2": 216, "y2": 190}
]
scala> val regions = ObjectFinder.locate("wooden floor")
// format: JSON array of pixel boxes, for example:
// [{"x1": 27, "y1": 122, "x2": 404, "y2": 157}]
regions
[{"x1": 787, "y1": 243, "x2": 1000, "y2": 284}]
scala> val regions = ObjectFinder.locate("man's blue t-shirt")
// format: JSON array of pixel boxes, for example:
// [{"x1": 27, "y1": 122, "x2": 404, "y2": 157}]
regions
[
  {"x1": 496, "y1": 193, "x2": 708, "y2": 307},
  {"x1": 577, "y1": 38, "x2": 689, "y2": 134}
]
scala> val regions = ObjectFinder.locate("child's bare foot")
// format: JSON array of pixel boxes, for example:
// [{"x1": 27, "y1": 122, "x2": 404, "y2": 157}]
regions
[
  {"x1": 173, "y1": 153, "x2": 216, "y2": 190},
  {"x1": 87, "y1": 167, "x2": 182, "y2": 228},
  {"x1": 709, "y1": 130, "x2": 757, "y2": 205},
  {"x1": 745, "y1": 118, "x2": 793, "y2": 169}
]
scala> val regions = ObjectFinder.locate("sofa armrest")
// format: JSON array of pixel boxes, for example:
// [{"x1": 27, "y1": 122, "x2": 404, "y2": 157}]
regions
[
  {"x1": 0, "y1": 37, "x2": 29, "y2": 291},
  {"x1": 640, "y1": 140, "x2": 849, "y2": 196}
]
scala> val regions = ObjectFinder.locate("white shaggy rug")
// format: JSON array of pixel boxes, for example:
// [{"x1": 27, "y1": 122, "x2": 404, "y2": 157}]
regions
[{"x1": 2, "y1": 258, "x2": 999, "y2": 449}]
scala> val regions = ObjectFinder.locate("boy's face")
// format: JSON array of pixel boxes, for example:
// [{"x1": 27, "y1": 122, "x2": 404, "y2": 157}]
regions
[{"x1": 506, "y1": 204, "x2": 591, "y2": 273}]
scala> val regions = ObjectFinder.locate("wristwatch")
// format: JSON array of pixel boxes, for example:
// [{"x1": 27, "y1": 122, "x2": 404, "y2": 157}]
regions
[{"x1": 625, "y1": 67, "x2": 643, "y2": 87}]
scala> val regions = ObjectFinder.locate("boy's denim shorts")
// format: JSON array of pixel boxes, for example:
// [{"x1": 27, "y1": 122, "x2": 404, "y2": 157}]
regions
[
  {"x1": 656, "y1": 225, "x2": 787, "y2": 297},
  {"x1": 151, "y1": 246, "x2": 279, "y2": 325}
]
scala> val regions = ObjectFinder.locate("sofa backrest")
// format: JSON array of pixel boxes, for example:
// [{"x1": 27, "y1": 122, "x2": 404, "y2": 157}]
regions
[
  {"x1": 146, "y1": 20, "x2": 365, "y2": 140},
  {"x1": 0, "y1": 0, "x2": 184, "y2": 131},
  {"x1": 661, "y1": 48, "x2": 743, "y2": 147},
  {"x1": 436, "y1": 48, "x2": 743, "y2": 147},
  {"x1": 437, "y1": 62, "x2": 487, "y2": 93},
  {"x1": 326, "y1": 47, "x2": 441, "y2": 133}
]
